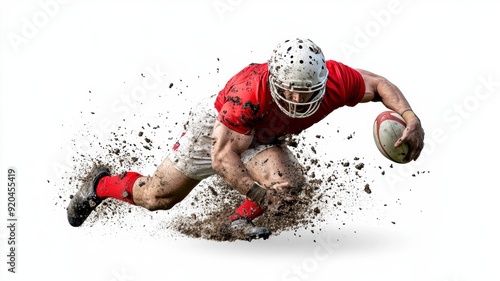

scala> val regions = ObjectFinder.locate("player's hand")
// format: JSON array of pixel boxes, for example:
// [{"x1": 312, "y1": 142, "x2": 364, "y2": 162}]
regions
[
  {"x1": 395, "y1": 111, "x2": 425, "y2": 161},
  {"x1": 261, "y1": 184, "x2": 298, "y2": 216},
  {"x1": 246, "y1": 182, "x2": 297, "y2": 215}
]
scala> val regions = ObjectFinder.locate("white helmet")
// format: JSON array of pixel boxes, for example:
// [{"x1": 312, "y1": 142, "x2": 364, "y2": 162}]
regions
[{"x1": 268, "y1": 38, "x2": 328, "y2": 118}]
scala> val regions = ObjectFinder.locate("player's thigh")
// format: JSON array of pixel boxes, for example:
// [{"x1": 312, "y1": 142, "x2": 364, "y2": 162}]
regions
[
  {"x1": 140, "y1": 96, "x2": 215, "y2": 204},
  {"x1": 245, "y1": 146, "x2": 305, "y2": 190}
]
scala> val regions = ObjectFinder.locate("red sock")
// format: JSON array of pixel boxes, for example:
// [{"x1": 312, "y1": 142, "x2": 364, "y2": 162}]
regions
[
  {"x1": 229, "y1": 198, "x2": 264, "y2": 221},
  {"x1": 96, "y1": 172, "x2": 142, "y2": 204}
]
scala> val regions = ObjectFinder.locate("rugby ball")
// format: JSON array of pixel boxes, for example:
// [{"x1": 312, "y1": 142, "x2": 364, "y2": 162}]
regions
[{"x1": 373, "y1": 111, "x2": 410, "y2": 164}]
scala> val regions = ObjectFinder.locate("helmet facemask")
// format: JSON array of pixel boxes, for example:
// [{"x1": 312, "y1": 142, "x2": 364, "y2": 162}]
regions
[
  {"x1": 269, "y1": 74, "x2": 327, "y2": 118},
  {"x1": 268, "y1": 38, "x2": 329, "y2": 119}
]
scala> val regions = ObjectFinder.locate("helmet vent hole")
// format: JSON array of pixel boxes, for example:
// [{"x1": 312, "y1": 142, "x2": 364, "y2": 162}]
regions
[
  {"x1": 299, "y1": 60, "x2": 304, "y2": 64},
  {"x1": 287, "y1": 46, "x2": 292, "y2": 52}
]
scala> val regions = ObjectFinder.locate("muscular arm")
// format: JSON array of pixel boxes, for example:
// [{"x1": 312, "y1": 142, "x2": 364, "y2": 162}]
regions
[
  {"x1": 357, "y1": 69, "x2": 425, "y2": 161},
  {"x1": 358, "y1": 69, "x2": 411, "y2": 111},
  {"x1": 211, "y1": 121, "x2": 256, "y2": 195}
]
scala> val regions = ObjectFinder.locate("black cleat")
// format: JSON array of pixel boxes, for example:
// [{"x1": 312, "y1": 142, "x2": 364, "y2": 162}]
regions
[
  {"x1": 230, "y1": 218, "x2": 271, "y2": 241},
  {"x1": 67, "y1": 167, "x2": 110, "y2": 227}
]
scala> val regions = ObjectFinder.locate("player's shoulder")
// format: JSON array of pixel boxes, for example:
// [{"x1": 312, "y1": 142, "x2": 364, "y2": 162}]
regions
[
  {"x1": 325, "y1": 60, "x2": 363, "y2": 80},
  {"x1": 222, "y1": 63, "x2": 268, "y2": 91},
  {"x1": 325, "y1": 59, "x2": 357, "y2": 72},
  {"x1": 236, "y1": 63, "x2": 268, "y2": 78},
  {"x1": 230, "y1": 63, "x2": 269, "y2": 96},
  {"x1": 325, "y1": 59, "x2": 341, "y2": 69},
  {"x1": 224, "y1": 63, "x2": 271, "y2": 107}
]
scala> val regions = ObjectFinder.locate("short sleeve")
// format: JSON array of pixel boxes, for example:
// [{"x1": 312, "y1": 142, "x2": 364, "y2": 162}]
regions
[
  {"x1": 217, "y1": 98, "x2": 255, "y2": 135},
  {"x1": 327, "y1": 60, "x2": 366, "y2": 107}
]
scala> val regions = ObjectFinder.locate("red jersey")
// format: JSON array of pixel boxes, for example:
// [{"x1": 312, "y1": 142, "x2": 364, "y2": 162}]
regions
[{"x1": 214, "y1": 60, "x2": 366, "y2": 144}]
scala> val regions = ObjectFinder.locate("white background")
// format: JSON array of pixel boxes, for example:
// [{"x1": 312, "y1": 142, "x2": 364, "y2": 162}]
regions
[{"x1": 1, "y1": 1, "x2": 500, "y2": 281}]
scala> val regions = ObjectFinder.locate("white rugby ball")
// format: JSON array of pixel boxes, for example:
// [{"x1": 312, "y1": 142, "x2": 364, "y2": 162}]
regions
[{"x1": 373, "y1": 111, "x2": 410, "y2": 164}]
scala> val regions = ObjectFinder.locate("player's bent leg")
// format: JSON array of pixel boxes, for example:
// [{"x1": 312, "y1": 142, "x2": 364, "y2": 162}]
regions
[
  {"x1": 227, "y1": 145, "x2": 305, "y2": 240},
  {"x1": 132, "y1": 158, "x2": 200, "y2": 211},
  {"x1": 67, "y1": 97, "x2": 215, "y2": 227},
  {"x1": 67, "y1": 158, "x2": 200, "y2": 227},
  {"x1": 246, "y1": 145, "x2": 305, "y2": 218},
  {"x1": 231, "y1": 145, "x2": 305, "y2": 219},
  {"x1": 246, "y1": 145, "x2": 305, "y2": 194}
]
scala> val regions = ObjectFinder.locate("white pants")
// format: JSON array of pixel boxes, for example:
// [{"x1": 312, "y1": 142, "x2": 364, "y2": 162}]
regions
[{"x1": 167, "y1": 97, "x2": 288, "y2": 180}]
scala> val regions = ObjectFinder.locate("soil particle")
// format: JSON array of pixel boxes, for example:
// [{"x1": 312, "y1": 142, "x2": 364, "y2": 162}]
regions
[
  {"x1": 364, "y1": 184, "x2": 372, "y2": 194},
  {"x1": 355, "y1": 163, "x2": 364, "y2": 170}
]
